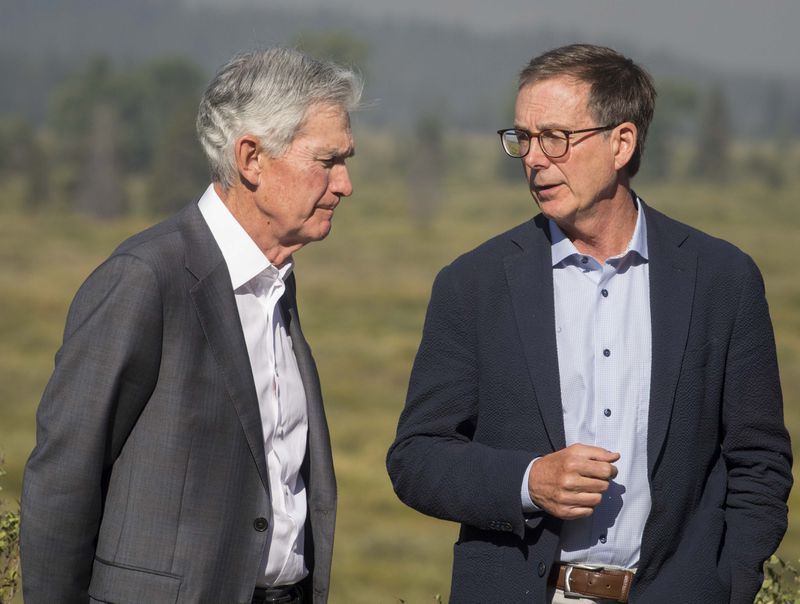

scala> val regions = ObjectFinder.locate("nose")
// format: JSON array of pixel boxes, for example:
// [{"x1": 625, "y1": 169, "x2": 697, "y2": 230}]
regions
[
  {"x1": 523, "y1": 138, "x2": 551, "y2": 171},
  {"x1": 332, "y1": 164, "x2": 353, "y2": 198}
]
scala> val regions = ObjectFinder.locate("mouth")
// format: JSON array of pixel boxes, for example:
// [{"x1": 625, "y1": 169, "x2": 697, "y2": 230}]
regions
[{"x1": 532, "y1": 182, "x2": 562, "y2": 197}]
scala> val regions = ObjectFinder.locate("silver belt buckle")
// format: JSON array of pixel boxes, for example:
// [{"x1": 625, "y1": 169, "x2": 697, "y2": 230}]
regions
[{"x1": 564, "y1": 564, "x2": 605, "y2": 599}]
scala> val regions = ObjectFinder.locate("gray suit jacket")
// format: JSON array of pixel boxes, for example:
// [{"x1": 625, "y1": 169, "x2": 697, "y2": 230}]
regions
[{"x1": 21, "y1": 203, "x2": 336, "y2": 603}]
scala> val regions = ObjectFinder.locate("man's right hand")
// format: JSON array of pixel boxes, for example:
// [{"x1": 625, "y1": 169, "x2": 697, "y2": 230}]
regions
[{"x1": 528, "y1": 444, "x2": 620, "y2": 519}]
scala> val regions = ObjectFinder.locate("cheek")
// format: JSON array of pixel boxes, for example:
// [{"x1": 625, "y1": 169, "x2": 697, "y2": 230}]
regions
[{"x1": 310, "y1": 175, "x2": 332, "y2": 202}]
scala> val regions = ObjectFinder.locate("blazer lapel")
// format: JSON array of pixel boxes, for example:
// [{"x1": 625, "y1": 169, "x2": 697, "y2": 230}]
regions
[
  {"x1": 181, "y1": 205, "x2": 270, "y2": 494},
  {"x1": 280, "y1": 275, "x2": 336, "y2": 511},
  {"x1": 644, "y1": 203, "x2": 697, "y2": 478},
  {"x1": 504, "y1": 216, "x2": 567, "y2": 451}
]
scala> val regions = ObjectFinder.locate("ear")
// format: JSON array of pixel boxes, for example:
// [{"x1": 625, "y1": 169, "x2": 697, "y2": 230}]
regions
[
  {"x1": 612, "y1": 122, "x2": 637, "y2": 172},
  {"x1": 234, "y1": 134, "x2": 262, "y2": 187}
]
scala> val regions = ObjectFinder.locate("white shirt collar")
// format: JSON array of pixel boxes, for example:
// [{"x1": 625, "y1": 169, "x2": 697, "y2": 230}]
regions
[
  {"x1": 549, "y1": 194, "x2": 649, "y2": 267},
  {"x1": 197, "y1": 184, "x2": 293, "y2": 290}
]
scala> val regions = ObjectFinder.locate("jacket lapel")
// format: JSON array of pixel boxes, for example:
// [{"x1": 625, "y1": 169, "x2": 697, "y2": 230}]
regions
[
  {"x1": 644, "y1": 203, "x2": 697, "y2": 478},
  {"x1": 180, "y1": 204, "x2": 270, "y2": 494},
  {"x1": 504, "y1": 216, "x2": 566, "y2": 451},
  {"x1": 280, "y1": 275, "x2": 335, "y2": 511},
  {"x1": 280, "y1": 276, "x2": 336, "y2": 597}
]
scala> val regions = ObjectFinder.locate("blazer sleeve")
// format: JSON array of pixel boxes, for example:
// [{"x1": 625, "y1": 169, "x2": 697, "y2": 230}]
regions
[
  {"x1": 721, "y1": 256, "x2": 793, "y2": 601},
  {"x1": 386, "y1": 266, "x2": 534, "y2": 538},
  {"x1": 21, "y1": 254, "x2": 163, "y2": 604}
]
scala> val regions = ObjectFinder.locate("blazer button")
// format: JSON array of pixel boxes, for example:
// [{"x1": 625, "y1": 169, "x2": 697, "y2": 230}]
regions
[
  {"x1": 538, "y1": 561, "x2": 546, "y2": 577},
  {"x1": 253, "y1": 517, "x2": 269, "y2": 532}
]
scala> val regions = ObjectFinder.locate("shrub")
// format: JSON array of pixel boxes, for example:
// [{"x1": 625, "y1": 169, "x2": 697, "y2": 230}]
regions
[
  {"x1": 0, "y1": 458, "x2": 20, "y2": 604},
  {"x1": 756, "y1": 555, "x2": 800, "y2": 604}
]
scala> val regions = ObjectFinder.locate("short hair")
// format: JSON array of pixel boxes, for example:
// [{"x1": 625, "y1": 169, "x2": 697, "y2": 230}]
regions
[
  {"x1": 197, "y1": 47, "x2": 363, "y2": 189},
  {"x1": 518, "y1": 44, "x2": 656, "y2": 178}
]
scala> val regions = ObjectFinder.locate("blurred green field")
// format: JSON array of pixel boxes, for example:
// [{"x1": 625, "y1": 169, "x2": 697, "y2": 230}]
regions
[{"x1": 1, "y1": 133, "x2": 798, "y2": 603}]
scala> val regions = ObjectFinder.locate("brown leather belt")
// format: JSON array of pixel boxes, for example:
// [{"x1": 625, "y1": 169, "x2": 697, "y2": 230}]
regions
[{"x1": 549, "y1": 563, "x2": 634, "y2": 602}]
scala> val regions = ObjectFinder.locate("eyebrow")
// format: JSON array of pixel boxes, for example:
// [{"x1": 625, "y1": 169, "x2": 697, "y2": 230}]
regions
[{"x1": 323, "y1": 146, "x2": 355, "y2": 160}]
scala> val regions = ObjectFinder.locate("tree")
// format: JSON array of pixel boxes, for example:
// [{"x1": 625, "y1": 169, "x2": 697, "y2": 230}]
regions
[
  {"x1": 406, "y1": 111, "x2": 446, "y2": 228},
  {"x1": 147, "y1": 98, "x2": 210, "y2": 215},
  {"x1": 638, "y1": 82, "x2": 698, "y2": 182},
  {"x1": 50, "y1": 56, "x2": 116, "y2": 159},
  {"x1": 75, "y1": 103, "x2": 128, "y2": 218},
  {"x1": 49, "y1": 56, "x2": 207, "y2": 215},
  {"x1": 691, "y1": 86, "x2": 733, "y2": 182},
  {"x1": 762, "y1": 81, "x2": 788, "y2": 142},
  {"x1": 0, "y1": 116, "x2": 50, "y2": 211},
  {"x1": 50, "y1": 56, "x2": 120, "y2": 210},
  {"x1": 118, "y1": 58, "x2": 206, "y2": 173}
]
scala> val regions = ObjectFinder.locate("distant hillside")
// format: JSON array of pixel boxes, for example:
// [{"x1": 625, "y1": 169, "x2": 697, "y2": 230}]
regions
[{"x1": 2, "y1": 0, "x2": 798, "y2": 134}]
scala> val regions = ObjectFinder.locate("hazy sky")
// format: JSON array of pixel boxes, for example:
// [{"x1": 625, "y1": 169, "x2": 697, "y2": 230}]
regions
[{"x1": 218, "y1": 0, "x2": 800, "y2": 78}]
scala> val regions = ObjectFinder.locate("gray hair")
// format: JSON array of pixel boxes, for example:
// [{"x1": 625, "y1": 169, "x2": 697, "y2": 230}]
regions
[
  {"x1": 197, "y1": 47, "x2": 363, "y2": 189},
  {"x1": 519, "y1": 44, "x2": 656, "y2": 178}
]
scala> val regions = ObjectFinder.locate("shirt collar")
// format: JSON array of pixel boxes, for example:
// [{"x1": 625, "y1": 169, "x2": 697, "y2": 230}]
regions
[
  {"x1": 197, "y1": 184, "x2": 293, "y2": 290},
  {"x1": 549, "y1": 194, "x2": 649, "y2": 267}
]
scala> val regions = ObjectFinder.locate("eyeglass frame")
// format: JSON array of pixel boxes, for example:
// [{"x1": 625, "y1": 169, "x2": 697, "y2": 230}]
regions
[{"x1": 496, "y1": 124, "x2": 619, "y2": 160}]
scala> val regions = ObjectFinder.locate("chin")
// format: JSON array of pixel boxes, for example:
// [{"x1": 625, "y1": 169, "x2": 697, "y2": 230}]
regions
[{"x1": 309, "y1": 221, "x2": 333, "y2": 242}]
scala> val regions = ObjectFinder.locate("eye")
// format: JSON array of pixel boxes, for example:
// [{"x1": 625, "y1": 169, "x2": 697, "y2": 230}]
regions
[
  {"x1": 541, "y1": 129, "x2": 568, "y2": 142},
  {"x1": 319, "y1": 157, "x2": 337, "y2": 168}
]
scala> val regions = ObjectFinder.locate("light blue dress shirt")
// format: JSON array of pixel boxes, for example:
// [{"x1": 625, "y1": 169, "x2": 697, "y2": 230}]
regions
[{"x1": 522, "y1": 197, "x2": 652, "y2": 569}]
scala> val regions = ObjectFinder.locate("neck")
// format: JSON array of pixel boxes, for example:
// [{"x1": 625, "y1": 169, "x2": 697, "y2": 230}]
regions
[
  {"x1": 557, "y1": 187, "x2": 638, "y2": 264},
  {"x1": 213, "y1": 182, "x2": 302, "y2": 267}
]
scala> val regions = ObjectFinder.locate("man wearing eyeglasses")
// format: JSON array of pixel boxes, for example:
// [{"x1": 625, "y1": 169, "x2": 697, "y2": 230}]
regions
[{"x1": 387, "y1": 44, "x2": 791, "y2": 603}]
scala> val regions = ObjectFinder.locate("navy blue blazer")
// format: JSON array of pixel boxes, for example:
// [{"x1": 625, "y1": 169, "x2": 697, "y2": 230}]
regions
[{"x1": 387, "y1": 201, "x2": 792, "y2": 603}]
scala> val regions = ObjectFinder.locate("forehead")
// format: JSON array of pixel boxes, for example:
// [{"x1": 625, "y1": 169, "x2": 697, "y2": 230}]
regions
[
  {"x1": 514, "y1": 76, "x2": 592, "y2": 128},
  {"x1": 293, "y1": 103, "x2": 353, "y2": 152}
]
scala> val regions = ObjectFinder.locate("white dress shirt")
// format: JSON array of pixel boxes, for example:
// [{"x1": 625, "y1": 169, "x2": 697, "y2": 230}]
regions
[
  {"x1": 523, "y1": 197, "x2": 652, "y2": 569},
  {"x1": 198, "y1": 185, "x2": 309, "y2": 586}
]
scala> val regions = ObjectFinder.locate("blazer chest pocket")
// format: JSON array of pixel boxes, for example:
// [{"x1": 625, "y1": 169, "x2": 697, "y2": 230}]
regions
[{"x1": 88, "y1": 557, "x2": 182, "y2": 603}]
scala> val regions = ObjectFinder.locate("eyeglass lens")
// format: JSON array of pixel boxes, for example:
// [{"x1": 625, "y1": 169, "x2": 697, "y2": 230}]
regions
[
  {"x1": 501, "y1": 131, "x2": 527, "y2": 157},
  {"x1": 502, "y1": 129, "x2": 570, "y2": 159}
]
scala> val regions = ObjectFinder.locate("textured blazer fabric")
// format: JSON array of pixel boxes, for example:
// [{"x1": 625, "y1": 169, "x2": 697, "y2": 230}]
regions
[{"x1": 387, "y1": 201, "x2": 792, "y2": 604}]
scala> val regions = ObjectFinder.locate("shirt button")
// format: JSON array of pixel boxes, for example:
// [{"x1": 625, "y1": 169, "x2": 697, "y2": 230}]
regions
[
  {"x1": 253, "y1": 517, "x2": 269, "y2": 532},
  {"x1": 604, "y1": 408, "x2": 612, "y2": 417},
  {"x1": 538, "y1": 561, "x2": 547, "y2": 577},
  {"x1": 599, "y1": 534, "x2": 607, "y2": 544},
  {"x1": 601, "y1": 289, "x2": 609, "y2": 297},
  {"x1": 603, "y1": 349, "x2": 611, "y2": 357}
]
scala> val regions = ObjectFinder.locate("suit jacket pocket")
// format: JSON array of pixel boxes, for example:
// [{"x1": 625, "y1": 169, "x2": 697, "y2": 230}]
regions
[
  {"x1": 681, "y1": 338, "x2": 720, "y2": 371},
  {"x1": 450, "y1": 540, "x2": 503, "y2": 603},
  {"x1": 88, "y1": 557, "x2": 182, "y2": 603}
]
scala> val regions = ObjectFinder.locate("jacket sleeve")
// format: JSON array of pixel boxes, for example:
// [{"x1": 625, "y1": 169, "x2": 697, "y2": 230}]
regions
[
  {"x1": 386, "y1": 266, "x2": 534, "y2": 538},
  {"x1": 721, "y1": 256, "x2": 793, "y2": 602},
  {"x1": 20, "y1": 254, "x2": 163, "y2": 604}
]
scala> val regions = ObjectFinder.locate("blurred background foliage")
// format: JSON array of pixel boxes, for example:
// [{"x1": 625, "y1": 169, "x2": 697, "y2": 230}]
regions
[{"x1": 1, "y1": 1, "x2": 799, "y2": 602}]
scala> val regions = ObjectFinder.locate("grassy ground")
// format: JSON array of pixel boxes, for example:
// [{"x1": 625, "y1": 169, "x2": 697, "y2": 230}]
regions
[{"x1": 1, "y1": 136, "x2": 798, "y2": 603}]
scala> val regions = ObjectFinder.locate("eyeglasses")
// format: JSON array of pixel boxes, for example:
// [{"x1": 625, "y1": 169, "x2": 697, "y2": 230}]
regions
[{"x1": 497, "y1": 125, "x2": 617, "y2": 159}]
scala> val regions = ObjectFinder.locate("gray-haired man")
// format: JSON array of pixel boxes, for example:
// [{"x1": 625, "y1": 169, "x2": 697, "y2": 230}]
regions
[{"x1": 21, "y1": 48, "x2": 362, "y2": 604}]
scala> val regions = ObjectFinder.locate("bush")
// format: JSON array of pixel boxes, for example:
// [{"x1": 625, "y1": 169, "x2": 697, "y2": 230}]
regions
[
  {"x1": 756, "y1": 555, "x2": 800, "y2": 604},
  {"x1": 0, "y1": 459, "x2": 20, "y2": 603}
]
